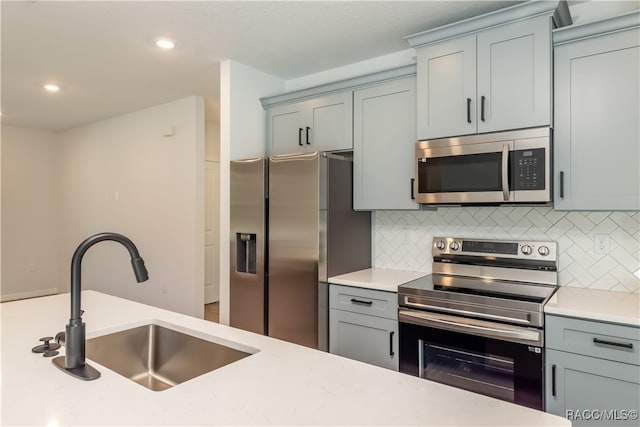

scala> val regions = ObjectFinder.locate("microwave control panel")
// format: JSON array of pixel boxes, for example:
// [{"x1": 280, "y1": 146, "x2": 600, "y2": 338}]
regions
[{"x1": 512, "y1": 148, "x2": 545, "y2": 190}]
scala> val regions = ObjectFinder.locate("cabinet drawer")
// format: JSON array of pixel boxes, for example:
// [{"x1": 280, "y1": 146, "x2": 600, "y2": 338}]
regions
[
  {"x1": 546, "y1": 315, "x2": 640, "y2": 365},
  {"x1": 329, "y1": 284, "x2": 397, "y2": 320}
]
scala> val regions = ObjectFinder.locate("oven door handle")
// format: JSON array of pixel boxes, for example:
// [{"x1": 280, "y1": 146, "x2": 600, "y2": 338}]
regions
[
  {"x1": 501, "y1": 143, "x2": 510, "y2": 201},
  {"x1": 399, "y1": 309, "x2": 542, "y2": 346},
  {"x1": 402, "y1": 298, "x2": 532, "y2": 326}
]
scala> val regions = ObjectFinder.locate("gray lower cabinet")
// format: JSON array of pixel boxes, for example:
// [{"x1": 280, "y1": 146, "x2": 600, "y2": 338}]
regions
[
  {"x1": 329, "y1": 284, "x2": 398, "y2": 371},
  {"x1": 545, "y1": 315, "x2": 640, "y2": 426},
  {"x1": 353, "y1": 76, "x2": 418, "y2": 210},
  {"x1": 553, "y1": 13, "x2": 640, "y2": 210}
]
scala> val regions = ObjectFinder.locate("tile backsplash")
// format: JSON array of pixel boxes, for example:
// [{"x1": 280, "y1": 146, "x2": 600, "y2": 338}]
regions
[{"x1": 373, "y1": 207, "x2": 640, "y2": 293}]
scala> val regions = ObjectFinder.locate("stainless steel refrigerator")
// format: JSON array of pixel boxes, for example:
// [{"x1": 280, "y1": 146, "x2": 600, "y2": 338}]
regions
[{"x1": 230, "y1": 151, "x2": 371, "y2": 350}]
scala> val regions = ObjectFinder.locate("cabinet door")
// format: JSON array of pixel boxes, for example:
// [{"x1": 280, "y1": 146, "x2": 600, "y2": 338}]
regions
[
  {"x1": 476, "y1": 15, "x2": 551, "y2": 133},
  {"x1": 353, "y1": 77, "x2": 418, "y2": 210},
  {"x1": 546, "y1": 349, "x2": 640, "y2": 426},
  {"x1": 554, "y1": 28, "x2": 640, "y2": 210},
  {"x1": 267, "y1": 102, "x2": 306, "y2": 155},
  {"x1": 305, "y1": 91, "x2": 353, "y2": 153},
  {"x1": 329, "y1": 309, "x2": 398, "y2": 371},
  {"x1": 416, "y1": 35, "x2": 476, "y2": 139}
]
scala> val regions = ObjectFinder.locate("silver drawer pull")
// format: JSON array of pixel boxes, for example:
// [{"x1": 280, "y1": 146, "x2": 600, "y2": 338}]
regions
[
  {"x1": 350, "y1": 298, "x2": 373, "y2": 306},
  {"x1": 593, "y1": 337, "x2": 634, "y2": 350}
]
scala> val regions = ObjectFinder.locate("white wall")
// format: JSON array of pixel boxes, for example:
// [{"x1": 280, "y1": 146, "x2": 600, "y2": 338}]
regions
[
  {"x1": 56, "y1": 96, "x2": 205, "y2": 317},
  {"x1": 1, "y1": 125, "x2": 59, "y2": 301},
  {"x1": 205, "y1": 120, "x2": 221, "y2": 303},
  {"x1": 569, "y1": 1, "x2": 639, "y2": 25},
  {"x1": 226, "y1": 61, "x2": 285, "y2": 161},
  {"x1": 219, "y1": 60, "x2": 285, "y2": 324},
  {"x1": 286, "y1": 49, "x2": 416, "y2": 91}
]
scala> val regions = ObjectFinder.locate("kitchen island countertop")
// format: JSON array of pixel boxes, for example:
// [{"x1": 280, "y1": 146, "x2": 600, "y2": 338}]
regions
[{"x1": 1, "y1": 291, "x2": 570, "y2": 426}]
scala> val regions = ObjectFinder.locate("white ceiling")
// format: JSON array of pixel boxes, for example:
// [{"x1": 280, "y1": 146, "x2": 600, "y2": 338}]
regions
[
  {"x1": 2, "y1": 0, "x2": 534, "y2": 131},
  {"x1": 5, "y1": 1, "x2": 635, "y2": 133}
]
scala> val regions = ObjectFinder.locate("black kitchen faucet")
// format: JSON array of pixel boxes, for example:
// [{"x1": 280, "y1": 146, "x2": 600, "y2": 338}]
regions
[{"x1": 52, "y1": 232, "x2": 148, "y2": 380}]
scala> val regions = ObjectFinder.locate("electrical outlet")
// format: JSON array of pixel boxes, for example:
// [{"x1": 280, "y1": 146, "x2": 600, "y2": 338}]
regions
[
  {"x1": 161, "y1": 282, "x2": 167, "y2": 294},
  {"x1": 594, "y1": 234, "x2": 609, "y2": 255},
  {"x1": 402, "y1": 228, "x2": 415, "y2": 245}
]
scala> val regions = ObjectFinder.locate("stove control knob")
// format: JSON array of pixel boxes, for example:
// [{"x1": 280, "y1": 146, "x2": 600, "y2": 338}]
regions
[
  {"x1": 435, "y1": 240, "x2": 446, "y2": 250},
  {"x1": 538, "y1": 245, "x2": 550, "y2": 256},
  {"x1": 521, "y1": 245, "x2": 533, "y2": 255},
  {"x1": 449, "y1": 241, "x2": 460, "y2": 251}
]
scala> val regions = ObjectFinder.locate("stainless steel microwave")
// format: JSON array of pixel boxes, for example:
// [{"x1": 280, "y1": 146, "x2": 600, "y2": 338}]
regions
[{"x1": 414, "y1": 127, "x2": 551, "y2": 205}]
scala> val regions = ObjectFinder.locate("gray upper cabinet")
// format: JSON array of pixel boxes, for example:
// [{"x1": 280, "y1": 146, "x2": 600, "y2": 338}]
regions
[
  {"x1": 416, "y1": 35, "x2": 476, "y2": 139},
  {"x1": 553, "y1": 13, "x2": 640, "y2": 211},
  {"x1": 353, "y1": 76, "x2": 419, "y2": 210},
  {"x1": 267, "y1": 102, "x2": 306, "y2": 155},
  {"x1": 476, "y1": 16, "x2": 551, "y2": 134},
  {"x1": 266, "y1": 92, "x2": 353, "y2": 156},
  {"x1": 261, "y1": 65, "x2": 417, "y2": 209},
  {"x1": 407, "y1": 2, "x2": 561, "y2": 140}
]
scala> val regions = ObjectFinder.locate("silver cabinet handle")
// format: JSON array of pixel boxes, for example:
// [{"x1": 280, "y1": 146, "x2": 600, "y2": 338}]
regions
[{"x1": 502, "y1": 143, "x2": 509, "y2": 201}]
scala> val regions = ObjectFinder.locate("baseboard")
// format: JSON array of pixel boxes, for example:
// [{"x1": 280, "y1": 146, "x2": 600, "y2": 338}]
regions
[{"x1": 0, "y1": 288, "x2": 58, "y2": 302}]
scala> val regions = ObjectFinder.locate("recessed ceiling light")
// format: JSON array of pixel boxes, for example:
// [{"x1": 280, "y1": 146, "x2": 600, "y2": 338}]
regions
[
  {"x1": 44, "y1": 84, "x2": 60, "y2": 92},
  {"x1": 156, "y1": 38, "x2": 175, "y2": 49}
]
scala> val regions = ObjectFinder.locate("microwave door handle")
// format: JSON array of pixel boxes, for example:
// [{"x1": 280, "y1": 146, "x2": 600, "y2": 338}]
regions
[{"x1": 501, "y1": 144, "x2": 509, "y2": 201}]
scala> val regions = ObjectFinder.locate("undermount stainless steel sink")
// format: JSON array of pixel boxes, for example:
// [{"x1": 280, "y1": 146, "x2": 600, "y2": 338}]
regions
[{"x1": 86, "y1": 323, "x2": 255, "y2": 391}]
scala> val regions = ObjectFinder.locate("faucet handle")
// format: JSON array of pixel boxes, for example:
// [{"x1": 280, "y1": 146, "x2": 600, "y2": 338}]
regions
[
  {"x1": 32, "y1": 336, "x2": 61, "y2": 353},
  {"x1": 55, "y1": 331, "x2": 66, "y2": 345}
]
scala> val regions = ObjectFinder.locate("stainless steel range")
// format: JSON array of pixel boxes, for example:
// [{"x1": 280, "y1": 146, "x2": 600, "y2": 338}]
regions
[{"x1": 398, "y1": 237, "x2": 559, "y2": 410}]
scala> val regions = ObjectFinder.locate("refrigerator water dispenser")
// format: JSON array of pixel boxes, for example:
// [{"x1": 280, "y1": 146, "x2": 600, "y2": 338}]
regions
[{"x1": 236, "y1": 233, "x2": 257, "y2": 274}]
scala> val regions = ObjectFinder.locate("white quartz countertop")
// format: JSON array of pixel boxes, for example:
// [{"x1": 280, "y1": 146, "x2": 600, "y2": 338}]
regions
[
  {"x1": 1, "y1": 291, "x2": 570, "y2": 426},
  {"x1": 545, "y1": 286, "x2": 640, "y2": 326},
  {"x1": 329, "y1": 268, "x2": 428, "y2": 292}
]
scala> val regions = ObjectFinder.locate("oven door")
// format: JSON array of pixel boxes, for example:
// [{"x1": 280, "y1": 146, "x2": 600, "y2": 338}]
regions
[
  {"x1": 415, "y1": 140, "x2": 514, "y2": 204},
  {"x1": 399, "y1": 309, "x2": 544, "y2": 410}
]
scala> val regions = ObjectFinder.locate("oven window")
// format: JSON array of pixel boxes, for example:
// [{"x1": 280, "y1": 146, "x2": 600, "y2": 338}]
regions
[
  {"x1": 422, "y1": 342, "x2": 515, "y2": 402},
  {"x1": 417, "y1": 152, "x2": 504, "y2": 193},
  {"x1": 399, "y1": 321, "x2": 543, "y2": 410}
]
